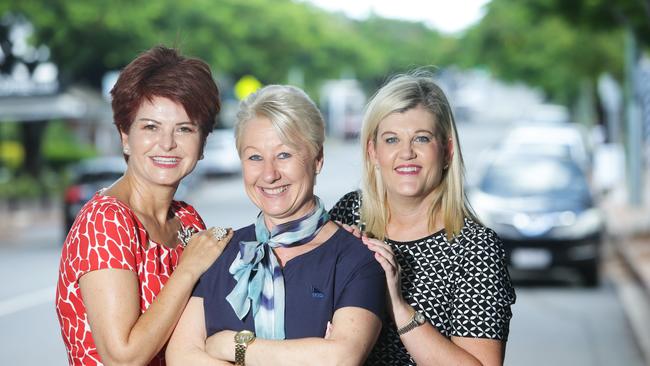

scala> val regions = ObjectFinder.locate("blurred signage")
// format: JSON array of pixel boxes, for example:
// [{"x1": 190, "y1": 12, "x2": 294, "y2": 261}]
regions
[
  {"x1": 0, "y1": 62, "x2": 59, "y2": 97},
  {"x1": 234, "y1": 75, "x2": 262, "y2": 100},
  {"x1": 0, "y1": 15, "x2": 59, "y2": 97}
]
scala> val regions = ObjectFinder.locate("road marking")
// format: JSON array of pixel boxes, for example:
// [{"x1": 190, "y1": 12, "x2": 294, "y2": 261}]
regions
[{"x1": 0, "y1": 286, "x2": 56, "y2": 317}]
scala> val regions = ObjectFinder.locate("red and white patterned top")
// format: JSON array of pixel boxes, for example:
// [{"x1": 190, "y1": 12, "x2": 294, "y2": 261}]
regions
[{"x1": 55, "y1": 193, "x2": 206, "y2": 366}]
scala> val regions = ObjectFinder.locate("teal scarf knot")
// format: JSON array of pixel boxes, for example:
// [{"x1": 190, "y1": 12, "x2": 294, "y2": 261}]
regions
[{"x1": 226, "y1": 197, "x2": 329, "y2": 339}]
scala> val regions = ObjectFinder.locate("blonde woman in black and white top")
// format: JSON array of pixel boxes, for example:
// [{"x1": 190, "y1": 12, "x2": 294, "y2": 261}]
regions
[{"x1": 330, "y1": 71, "x2": 516, "y2": 366}]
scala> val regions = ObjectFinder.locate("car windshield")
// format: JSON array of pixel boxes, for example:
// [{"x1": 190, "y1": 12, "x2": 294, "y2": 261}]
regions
[
  {"x1": 501, "y1": 143, "x2": 572, "y2": 160},
  {"x1": 480, "y1": 158, "x2": 589, "y2": 197}
]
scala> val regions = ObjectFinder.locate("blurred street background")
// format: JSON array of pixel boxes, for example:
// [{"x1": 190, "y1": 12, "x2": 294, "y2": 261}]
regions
[{"x1": 1, "y1": 1, "x2": 650, "y2": 365}]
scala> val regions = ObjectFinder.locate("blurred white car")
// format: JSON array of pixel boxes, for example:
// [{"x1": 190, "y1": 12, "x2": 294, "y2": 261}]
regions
[
  {"x1": 470, "y1": 154, "x2": 604, "y2": 287},
  {"x1": 199, "y1": 128, "x2": 241, "y2": 176},
  {"x1": 498, "y1": 123, "x2": 593, "y2": 175}
]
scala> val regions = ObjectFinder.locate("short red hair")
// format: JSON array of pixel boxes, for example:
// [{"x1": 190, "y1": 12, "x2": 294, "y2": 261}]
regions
[{"x1": 111, "y1": 46, "x2": 220, "y2": 147}]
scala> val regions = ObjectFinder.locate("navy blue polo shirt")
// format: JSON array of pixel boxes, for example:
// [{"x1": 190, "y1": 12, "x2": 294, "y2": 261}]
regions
[{"x1": 193, "y1": 224, "x2": 386, "y2": 339}]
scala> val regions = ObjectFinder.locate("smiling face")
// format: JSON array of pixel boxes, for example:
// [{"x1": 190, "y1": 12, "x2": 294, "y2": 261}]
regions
[
  {"x1": 240, "y1": 116, "x2": 323, "y2": 227},
  {"x1": 368, "y1": 104, "x2": 451, "y2": 201},
  {"x1": 120, "y1": 96, "x2": 202, "y2": 188}
]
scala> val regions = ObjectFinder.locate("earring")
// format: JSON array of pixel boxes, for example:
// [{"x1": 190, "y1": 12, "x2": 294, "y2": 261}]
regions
[
  {"x1": 123, "y1": 147, "x2": 130, "y2": 155},
  {"x1": 374, "y1": 164, "x2": 380, "y2": 170},
  {"x1": 443, "y1": 164, "x2": 449, "y2": 170}
]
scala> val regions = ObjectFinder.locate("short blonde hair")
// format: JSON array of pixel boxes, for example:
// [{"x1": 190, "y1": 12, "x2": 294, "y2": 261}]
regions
[
  {"x1": 235, "y1": 85, "x2": 324, "y2": 160},
  {"x1": 360, "y1": 71, "x2": 478, "y2": 240}
]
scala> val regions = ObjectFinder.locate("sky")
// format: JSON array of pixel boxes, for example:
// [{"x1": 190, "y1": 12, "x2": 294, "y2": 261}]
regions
[{"x1": 305, "y1": 0, "x2": 491, "y2": 34}]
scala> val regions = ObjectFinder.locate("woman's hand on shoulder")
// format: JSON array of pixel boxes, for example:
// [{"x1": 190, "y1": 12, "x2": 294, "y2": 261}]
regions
[
  {"x1": 361, "y1": 235, "x2": 407, "y2": 310},
  {"x1": 177, "y1": 227, "x2": 234, "y2": 280},
  {"x1": 361, "y1": 236, "x2": 398, "y2": 279},
  {"x1": 334, "y1": 221, "x2": 362, "y2": 238}
]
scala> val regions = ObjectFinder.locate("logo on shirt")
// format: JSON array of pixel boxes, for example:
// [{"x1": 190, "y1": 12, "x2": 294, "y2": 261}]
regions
[{"x1": 311, "y1": 286, "x2": 325, "y2": 299}]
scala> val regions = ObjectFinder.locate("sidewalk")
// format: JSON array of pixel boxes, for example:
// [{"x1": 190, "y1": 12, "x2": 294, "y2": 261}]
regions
[
  {"x1": 0, "y1": 200, "x2": 61, "y2": 246},
  {"x1": 604, "y1": 177, "x2": 650, "y2": 296},
  {"x1": 602, "y1": 171, "x2": 650, "y2": 366}
]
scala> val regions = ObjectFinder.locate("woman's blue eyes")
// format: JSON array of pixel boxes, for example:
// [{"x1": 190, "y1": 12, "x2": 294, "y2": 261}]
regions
[
  {"x1": 384, "y1": 136, "x2": 432, "y2": 144},
  {"x1": 247, "y1": 152, "x2": 292, "y2": 161}
]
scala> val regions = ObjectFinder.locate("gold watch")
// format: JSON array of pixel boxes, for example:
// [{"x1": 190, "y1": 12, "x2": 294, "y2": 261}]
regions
[{"x1": 234, "y1": 330, "x2": 255, "y2": 366}]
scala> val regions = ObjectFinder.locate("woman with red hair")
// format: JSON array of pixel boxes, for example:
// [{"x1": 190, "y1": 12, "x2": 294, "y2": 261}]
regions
[{"x1": 55, "y1": 46, "x2": 233, "y2": 366}]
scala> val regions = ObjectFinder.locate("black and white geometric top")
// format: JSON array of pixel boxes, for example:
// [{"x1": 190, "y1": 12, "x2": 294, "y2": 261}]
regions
[{"x1": 330, "y1": 191, "x2": 516, "y2": 366}]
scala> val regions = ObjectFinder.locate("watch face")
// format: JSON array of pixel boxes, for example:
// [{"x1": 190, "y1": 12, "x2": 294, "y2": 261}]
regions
[
  {"x1": 235, "y1": 330, "x2": 255, "y2": 344},
  {"x1": 414, "y1": 311, "x2": 426, "y2": 325}
]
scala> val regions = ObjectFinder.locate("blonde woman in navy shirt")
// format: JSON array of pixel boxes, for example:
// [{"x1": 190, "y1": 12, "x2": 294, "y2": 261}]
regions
[{"x1": 167, "y1": 85, "x2": 385, "y2": 365}]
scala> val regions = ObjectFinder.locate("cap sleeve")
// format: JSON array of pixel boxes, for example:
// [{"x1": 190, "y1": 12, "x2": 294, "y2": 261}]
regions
[
  {"x1": 451, "y1": 226, "x2": 516, "y2": 340},
  {"x1": 334, "y1": 233, "x2": 386, "y2": 319},
  {"x1": 71, "y1": 200, "x2": 139, "y2": 278},
  {"x1": 329, "y1": 191, "x2": 362, "y2": 226}
]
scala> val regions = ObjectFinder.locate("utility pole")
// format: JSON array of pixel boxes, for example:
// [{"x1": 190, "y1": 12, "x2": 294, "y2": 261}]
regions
[{"x1": 625, "y1": 28, "x2": 643, "y2": 206}]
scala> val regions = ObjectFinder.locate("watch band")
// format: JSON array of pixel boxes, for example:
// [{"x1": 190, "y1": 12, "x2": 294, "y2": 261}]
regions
[
  {"x1": 234, "y1": 330, "x2": 255, "y2": 366},
  {"x1": 235, "y1": 343, "x2": 247, "y2": 366},
  {"x1": 397, "y1": 310, "x2": 425, "y2": 335}
]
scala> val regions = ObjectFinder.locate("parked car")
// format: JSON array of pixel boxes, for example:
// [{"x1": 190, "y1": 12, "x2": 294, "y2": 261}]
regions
[
  {"x1": 469, "y1": 154, "x2": 604, "y2": 286},
  {"x1": 63, "y1": 156, "x2": 126, "y2": 233},
  {"x1": 198, "y1": 128, "x2": 241, "y2": 177},
  {"x1": 63, "y1": 156, "x2": 204, "y2": 234},
  {"x1": 498, "y1": 123, "x2": 593, "y2": 176}
]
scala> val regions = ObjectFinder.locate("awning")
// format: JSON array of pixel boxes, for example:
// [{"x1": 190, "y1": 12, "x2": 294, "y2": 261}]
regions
[{"x1": 0, "y1": 87, "x2": 111, "y2": 123}]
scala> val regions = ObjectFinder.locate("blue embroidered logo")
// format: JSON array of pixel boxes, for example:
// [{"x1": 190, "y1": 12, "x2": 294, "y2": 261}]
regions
[{"x1": 311, "y1": 287, "x2": 325, "y2": 299}]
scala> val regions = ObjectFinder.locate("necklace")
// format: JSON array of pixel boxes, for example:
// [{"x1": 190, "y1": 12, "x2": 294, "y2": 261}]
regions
[{"x1": 177, "y1": 226, "x2": 197, "y2": 247}]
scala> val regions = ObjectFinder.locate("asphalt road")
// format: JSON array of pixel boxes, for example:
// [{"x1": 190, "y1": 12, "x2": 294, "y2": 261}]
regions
[{"x1": 0, "y1": 124, "x2": 644, "y2": 365}]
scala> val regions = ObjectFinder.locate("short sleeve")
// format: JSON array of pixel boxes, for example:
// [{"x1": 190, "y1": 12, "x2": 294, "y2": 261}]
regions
[
  {"x1": 74, "y1": 201, "x2": 138, "y2": 277},
  {"x1": 451, "y1": 227, "x2": 516, "y2": 340},
  {"x1": 192, "y1": 273, "x2": 209, "y2": 299},
  {"x1": 191, "y1": 227, "x2": 248, "y2": 299},
  {"x1": 191, "y1": 246, "x2": 225, "y2": 300},
  {"x1": 329, "y1": 191, "x2": 361, "y2": 226},
  {"x1": 335, "y1": 248, "x2": 386, "y2": 319}
]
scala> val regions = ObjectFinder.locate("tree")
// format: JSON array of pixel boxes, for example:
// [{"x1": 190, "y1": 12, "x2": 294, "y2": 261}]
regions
[
  {"x1": 1, "y1": 0, "x2": 450, "y2": 96},
  {"x1": 521, "y1": 0, "x2": 650, "y2": 45},
  {"x1": 455, "y1": 0, "x2": 624, "y2": 105}
]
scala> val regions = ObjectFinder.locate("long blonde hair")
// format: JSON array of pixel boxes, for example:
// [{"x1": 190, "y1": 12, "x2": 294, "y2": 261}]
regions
[{"x1": 359, "y1": 71, "x2": 478, "y2": 240}]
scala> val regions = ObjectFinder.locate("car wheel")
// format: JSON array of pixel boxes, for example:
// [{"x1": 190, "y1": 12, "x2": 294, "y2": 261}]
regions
[{"x1": 581, "y1": 261, "x2": 599, "y2": 287}]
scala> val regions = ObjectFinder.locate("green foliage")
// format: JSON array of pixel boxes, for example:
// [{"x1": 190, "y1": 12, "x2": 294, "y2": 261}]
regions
[
  {"x1": 0, "y1": 173, "x2": 42, "y2": 199},
  {"x1": 1, "y1": 0, "x2": 627, "y2": 112},
  {"x1": 521, "y1": 0, "x2": 650, "y2": 45},
  {"x1": 456, "y1": 0, "x2": 624, "y2": 104},
  {"x1": 3, "y1": 0, "x2": 450, "y2": 94},
  {"x1": 42, "y1": 121, "x2": 97, "y2": 168}
]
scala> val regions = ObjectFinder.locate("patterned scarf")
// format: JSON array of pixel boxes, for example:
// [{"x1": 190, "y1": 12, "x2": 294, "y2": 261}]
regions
[{"x1": 226, "y1": 196, "x2": 330, "y2": 339}]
